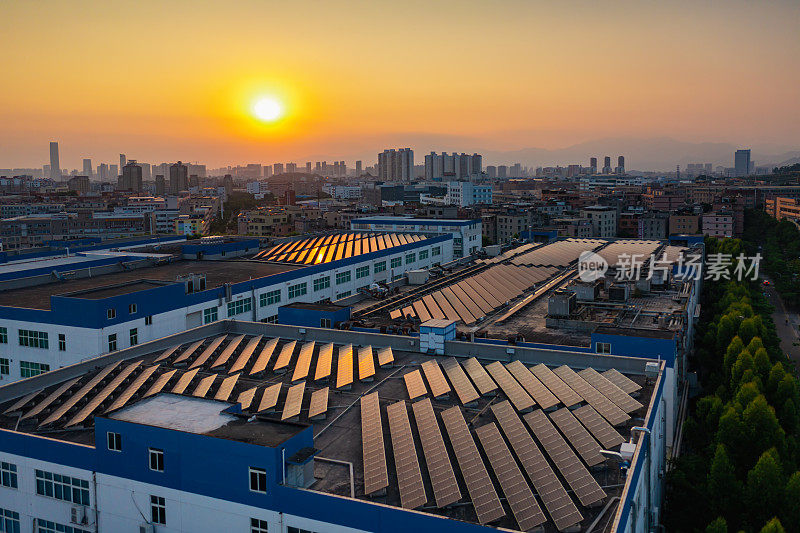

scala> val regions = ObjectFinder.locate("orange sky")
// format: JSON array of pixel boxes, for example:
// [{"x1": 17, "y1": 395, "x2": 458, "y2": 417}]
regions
[{"x1": 1, "y1": 0, "x2": 799, "y2": 169}]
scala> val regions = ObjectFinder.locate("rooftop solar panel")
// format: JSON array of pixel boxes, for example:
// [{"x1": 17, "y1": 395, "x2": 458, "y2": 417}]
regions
[
  {"x1": 153, "y1": 344, "x2": 180, "y2": 363},
  {"x1": 189, "y1": 335, "x2": 228, "y2": 369},
  {"x1": 214, "y1": 373, "x2": 240, "y2": 402},
  {"x1": 361, "y1": 392, "x2": 389, "y2": 496},
  {"x1": 229, "y1": 335, "x2": 262, "y2": 374},
  {"x1": 281, "y1": 381, "x2": 305, "y2": 420},
  {"x1": 506, "y1": 361, "x2": 560, "y2": 410},
  {"x1": 170, "y1": 368, "x2": 200, "y2": 395},
  {"x1": 250, "y1": 338, "x2": 279, "y2": 375},
  {"x1": 257, "y1": 383, "x2": 282, "y2": 413},
  {"x1": 40, "y1": 362, "x2": 121, "y2": 426},
  {"x1": 475, "y1": 422, "x2": 547, "y2": 531},
  {"x1": 3, "y1": 390, "x2": 40, "y2": 415},
  {"x1": 462, "y1": 357, "x2": 497, "y2": 396},
  {"x1": 601, "y1": 369, "x2": 642, "y2": 395},
  {"x1": 210, "y1": 334, "x2": 246, "y2": 368},
  {"x1": 431, "y1": 291, "x2": 460, "y2": 322},
  {"x1": 529, "y1": 363, "x2": 583, "y2": 407},
  {"x1": 143, "y1": 369, "x2": 177, "y2": 398},
  {"x1": 105, "y1": 364, "x2": 161, "y2": 413},
  {"x1": 553, "y1": 366, "x2": 629, "y2": 426},
  {"x1": 440, "y1": 287, "x2": 476, "y2": 324},
  {"x1": 314, "y1": 342, "x2": 335, "y2": 381},
  {"x1": 358, "y1": 345, "x2": 376, "y2": 381},
  {"x1": 411, "y1": 398, "x2": 461, "y2": 508},
  {"x1": 578, "y1": 368, "x2": 643, "y2": 413},
  {"x1": 308, "y1": 387, "x2": 329, "y2": 419},
  {"x1": 377, "y1": 346, "x2": 394, "y2": 367},
  {"x1": 549, "y1": 407, "x2": 605, "y2": 467},
  {"x1": 291, "y1": 341, "x2": 316, "y2": 382},
  {"x1": 386, "y1": 401, "x2": 428, "y2": 509},
  {"x1": 441, "y1": 358, "x2": 479, "y2": 405},
  {"x1": 67, "y1": 360, "x2": 142, "y2": 424},
  {"x1": 403, "y1": 369, "x2": 427, "y2": 400},
  {"x1": 524, "y1": 409, "x2": 606, "y2": 507},
  {"x1": 273, "y1": 340, "x2": 298, "y2": 373},
  {"x1": 421, "y1": 360, "x2": 451, "y2": 398},
  {"x1": 491, "y1": 401, "x2": 582, "y2": 531},
  {"x1": 485, "y1": 361, "x2": 535, "y2": 412},
  {"x1": 21, "y1": 377, "x2": 81, "y2": 420},
  {"x1": 191, "y1": 373, "x2": 218, "y2": 398},
  {"x1": 236, "y1": 386, "x2": 258, "y2": 411},
  {"x1": 421, "y1": 294, "x2": 446, "y2": 320},
  {"x1": 411, "y1": 300, "x2": 433, "y2": 322},
  {"x1": 172, "y1": 339, "x2": 204, "y2": 365},
  {"x1": 572, "y1": 405, "x2": 625, "y2": 449},
  {"x1": 440, "y1": 406, "x2": 505, "y2": 525},
  {"x1": 336, "y1": 344, "x2": 354, "y2": 389}
]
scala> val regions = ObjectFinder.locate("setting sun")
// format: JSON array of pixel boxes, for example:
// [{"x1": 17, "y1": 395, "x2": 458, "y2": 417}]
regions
[{"x1": 253, "y1": 96, "x2": 284, "y2": 123}]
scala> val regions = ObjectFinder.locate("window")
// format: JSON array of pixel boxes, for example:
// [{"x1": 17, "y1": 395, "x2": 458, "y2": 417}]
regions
[
  {"x1": 288, "y1": 283, "x2": 307, "y2": 299},
  {"x1": 390, "y1": 257, "x2": 402, "y2": 269},
  {"x1": 203, "y1": 307, "x2": 218, "y2": 324},
  {"x1": 108, "y1": 334, "x2": 117, "y2": 352},
  {"x1": 374, "y1": 261, "x2": 386, "y2": 273},
  {"x1": 107, "y1": 432, "x2": 122, "y2": 452},
  {"x1": 1, "y1": 508, "x2": 20, "y2": 533},
  {"x1": 335, "y1": 271, "x2": 351, "y2": 285},
  {"x1": 249, "y1": 467, "x2": 267, "y2": 493},
  {"x1": 251, "y1": 518, "x2": 269, "y2": 533},
  {"x1": 0, "y1": 358, "x2": 8, "y2": 376},
  {"x1": 1, "y1": 461, "x2": 18, "y2": 488},
  {"x1": 19, "y1": 330, "x2": 48, "y2": 349},
  {"x1": 432, "y1": 246, "x2": 441, "y2": 256},
  {"x1": 596, "y1": 342, "x2": 611, "y2": 354},
  {"x1": 36, "y1": 519, "x2": 90, "y2": 533},
  {"x1": 320, "y1": 318, "x2": 332, "y2": 328},
  {"x1": 145, "y1": 315, "x2": 153, "y2": 325},
  {"x1": 35, "y1": 469, "x2": 90, "y2": 505},
  {"x1": 264, "y1": 315, "x2": 279, "y2": 324},
  {"x1": 149, "y1": 448, "x2": 164, "y2": 472},
  {"x1": 227, "y1": 297, "x2": 253, "y2": 317},
  {"x1": 128, "y1": 303, "x2": 137, "y2": 314},
  {"x1": 58, "y1": 334, "x2": 66, "y2": 352},
  {"x1": 20, "y1": 361, "x2": 49, "y2": 378},
  {"x1": 260, "y1": 289, "x2": 281, "y2": 307},
  {"x1": 107, "y1": 308, "x2": 116, "y2": 319},
  {"x1": 0, "y1": 327, "x2": 6, "y2": 343},
  {"x1": 355, "y1": 265, "x2": 369, "y2": 279},
  {"x1": 313, "y1": 276, "x2": 330, "y2": 291},
  {"x1": 129, "y1": 328, "x2": 138, "y2": 346},
  {"x1": 150, "y1": 495, "x2": 166, "y2": 525},
  {"x1": 418, "y1": 249, "x2": 429, "y2": 260},
  {"x1": 287, "y1": 528, "x2": 318, "y2": 533},
  {"x1": 336, "y1": 291, "x2": 351, "y2": 299},
  {"x1": 405, "y1": 252, "x2": 416, "y2": 264}
]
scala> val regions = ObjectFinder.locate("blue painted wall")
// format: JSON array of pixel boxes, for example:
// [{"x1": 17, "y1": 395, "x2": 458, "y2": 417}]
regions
[
  {"x1": 278, "y1": 305, "x2": 351, "y2": 328},
  {"x1": 590, "y1": 332, "x2": 677, "y2": 368}
]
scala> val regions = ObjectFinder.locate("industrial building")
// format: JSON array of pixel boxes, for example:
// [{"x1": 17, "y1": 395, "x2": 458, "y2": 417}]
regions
[
  {"x1": 350, "y1": 217, "x2": 482, "y2": 258},
  {"x1": 0, "y1": 318, "x2": 667, "y2": 533}
]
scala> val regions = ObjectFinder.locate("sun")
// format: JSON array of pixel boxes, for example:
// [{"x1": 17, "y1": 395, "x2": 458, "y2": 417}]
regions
[{"x1": 253, "y1": 96, "x2": 284, "y2": 122}]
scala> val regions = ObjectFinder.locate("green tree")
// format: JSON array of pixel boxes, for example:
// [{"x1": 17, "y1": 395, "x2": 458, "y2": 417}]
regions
[
  {"x1": 707, "y1": 444, "x2": 740, "y2": 519},
  {"x1": 739, "y1": 317, "x2": 759, "y2": 345},
  {"x1": 783, "y1": 472, "x2": 800, "y2": 532},
  {"x1": 706, "y1": 517, "x2": 728, "y2": 533},
  {"x1": 759, "y1": 518, "x2": 786, "y2": 533},
  {"x1": 743, "y1": 396, "x2": 786, "y2": 461},
  {"x1": 746, "y1": 449, "x2": 784, "y2": 529}
]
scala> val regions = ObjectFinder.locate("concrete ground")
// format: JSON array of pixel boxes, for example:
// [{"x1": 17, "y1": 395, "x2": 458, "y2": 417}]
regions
[{"x1": 762, "y1": 275, "x2": 800, "y2": 368}]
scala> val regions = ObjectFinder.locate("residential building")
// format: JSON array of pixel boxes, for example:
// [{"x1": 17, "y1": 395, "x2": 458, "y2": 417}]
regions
[
  {"x1": 701, "y1": 212, "x2": 733, "y2": 238},
  {"x1": 445, "y1": 181, "x2": 492, "y2": 207},
  {"x1": 734, "y1": 149, "x2": 751, "y2": 177},
  {"x1": 377, "y1": 148, "x2": 413, "y2": 181},
  {"x1": 581, "y1": 205, "x2": 617, "y2": 238}
]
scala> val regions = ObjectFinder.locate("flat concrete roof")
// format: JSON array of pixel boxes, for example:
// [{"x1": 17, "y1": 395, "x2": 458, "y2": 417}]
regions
[{"x1": 110, "y1": 393, "x2": 237, "y2": 434}]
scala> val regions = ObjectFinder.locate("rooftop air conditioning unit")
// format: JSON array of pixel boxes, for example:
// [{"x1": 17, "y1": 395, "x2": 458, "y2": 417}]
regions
[
  {"x1": 70, "y1": 506, "x2": 88, "y2": 525},
  {"x1": 139, "y1": 525, "x2": 155, "y2": 533}
]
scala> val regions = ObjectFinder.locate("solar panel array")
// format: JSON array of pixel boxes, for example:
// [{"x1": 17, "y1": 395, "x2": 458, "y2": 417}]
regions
[
  {"x1": 440, "y1": 358, "x2": 479, "y2": 405},
  {"x1": 361, "y1": 392, "x2": 389, "y2": 496},
  {"x1": 549, "y1": 407, "x2": 605, "y2": 467},
  {"x1": 602, "y1": 368, "x2": 642, "y2": 395},
  {"x1": 254, "y1": 232, "x2": 427, "y2": 264},
  {"x1": 553, "y1": 365, "x2": 630, "y2": 426},
  {"x1": 485, "y1": 361, "x2": 535, "y2": 412},
  {"x1": 506, "y1": 360, "x2": 559, "y2": 410},
  {"x1": 403, "y1": 370, "x2": 428, "y2": 400},
  {"x1": 386, "y1": 401, "x2": 427, "y2": 509},
  {"x1": 596, "y1": 239, "x2": 662, "y2": 267},
  {"x1": 411, "y1": 398, "x2": 461, "y2": 508},
  {"x1": 530, "y1": 363, "x2": 583, "y2": 407},
  {"x1": 394, "y1": 264, "x2": 558, "y2": 324},
  {"x1": 578, "y1": 368, "x2": 643, "y2": 413},
  {"x1": 510, "y1": 238, "x2": 606, "y2": 267},
  {"x1": 421, "y1": 360, "x2": 451, "y2": 398},
  {"x1": 573, "y1": 405, "x2": 625, "y2": 449}
]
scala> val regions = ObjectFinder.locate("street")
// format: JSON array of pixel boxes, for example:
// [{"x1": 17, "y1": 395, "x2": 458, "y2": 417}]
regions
[{"x1": 762, "y1": 276, "x2": 800, "y2": 367}]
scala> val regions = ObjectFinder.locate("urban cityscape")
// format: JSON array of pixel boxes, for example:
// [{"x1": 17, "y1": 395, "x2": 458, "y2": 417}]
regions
[{"x1": 1, "y1": 2, "x2": 799, "y2": 533}]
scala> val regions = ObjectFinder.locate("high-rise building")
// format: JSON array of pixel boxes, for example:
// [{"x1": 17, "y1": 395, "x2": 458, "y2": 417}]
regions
[
  {"x1": 734, "y1": 149, "x2": 751, "y2": 177},
  {"x1": 287, "y1": 163, "x2": 297, "y2": 173},
  {"x1": 274, "y1": 163, "x2": 284, "y2": 175},
  {"x1": 315, "y1": 162, "x2": 322, "y2": 172},
  {"x1": 97, "y1": 163, "x2": 109, "y2": 181},
  {"x1": 169, "y1": 161, "x2": 189, "y2": 194},
  {"x1": 155, "y1": 175, "x2": 166, "y2": 195},
  {"x1": 82, "y1": 158, "x2": 92, "y2": 178},
  {"x1": 511, "y1": 163, "x2": 522, "y2": 177},
  {"x1": 378, "y1": 148, "x2": 413, "y2": 180},
  {"x1": 486, "y1": 165, "x2": 497, "y2": 178},
  {"x1": 339, "y1": 161, "x2": 346, "y2": 177},
  {"x1": 264, "y1": 165, "x2": 273, "y2": 178},
  {"x1": 49, "y1": 142, "x2": 60, "y2": 180},
  {"x1": 119, "y1": 160, "x2": 143, "y2": 192},
  {"x1": 590, "y1": 157, "x2": 598, "y2": 173},
  {"x1": 356, "y1": 160, "x2": 363, "y2": 176},
  {"x1": 109, "y1": 164, "x2": 118, "y2": 180},
  {"x1": 120, "y1": 154, "x2": 126, "y2": 169},
  {"x1": 424, "y1": 152, "x2": 482, "y2": 180},
  {"x1": 602, "y1": 156, "x2": 612, "y2": 174},
  {"x1": 497, "y1": 165, "x2": 508, "y2": 179},
  {"x1": 305, "y1": 162, "x2": 312, "y2": 174},
  {"x1": 616, "y1": 156, "x2": 625, "y2": 174}
]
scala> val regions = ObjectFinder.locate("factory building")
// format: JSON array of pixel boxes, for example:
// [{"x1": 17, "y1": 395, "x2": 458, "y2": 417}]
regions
[{"x1": 350, "y1": 217, "x2": 482, "y2": 258}]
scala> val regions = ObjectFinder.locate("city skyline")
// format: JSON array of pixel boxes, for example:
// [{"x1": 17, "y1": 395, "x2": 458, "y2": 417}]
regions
[{"x1": 1, "y1": 1, "x2": 799, "y2": 170}]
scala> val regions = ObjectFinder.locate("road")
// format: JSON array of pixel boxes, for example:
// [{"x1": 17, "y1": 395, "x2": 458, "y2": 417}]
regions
[{"x1": 761, "y1": 275, "x2": 800, "y2": 367}]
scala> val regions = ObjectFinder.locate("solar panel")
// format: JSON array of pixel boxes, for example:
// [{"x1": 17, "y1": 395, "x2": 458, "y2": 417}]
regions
[
  {"x1": 386, "y1": 401, "x2": 428, "y2": 509},
  {"x1": 210, "y1": 334, "x2": 246, "y2": 368},
  {"x1": 281, "y1": 381, "x2": 305, "y2": 420},
  {"x1": 490, "y1": 401, "x2": 582, "y2": 531},
  {"x1": 189, "y1": 335, "x2": 228, "y2": 369},
  {"x1": 411, "y1": 398, "x2": 461, "y2": 508},
  {"x1": 191, "y1": 373, "x2": 218, "y2": 397},
  {"x1": 549, "y1": 407, "x2": 605, "y2": 467},
  {"x1": 572, "y1": 405, "x2": 625, "y2": 449},
  {"x1": 143, "y1": 369, "x2": 177, "y2": 398},
  {"x1": 441, "y1": 358, "x2": 479, "y2": 405},
  {"x1": 358, "y1": 345, "x2": 376, "y2": 381},
  {"x1": 403, "y1": 369, "x2": 427, "y2": 400},
  {"x1": 440, "y1": 406, "x2": 505, "y2": 525},
  {"x1": 153, "y1": 344, "x2": 180, "y2": 363},
  {"x1": 171, "y1": 368, "x2": 200, "y2": 395},
  {"x1": 229, "y1": 335, "x2": 262, "y2": 374},
  {"x1": 530, "y1": 363, "x2": 583, "y2": 407},
  {"x1": 39, "y1": 362, "x2": 121, "y2": 426},
  {"x1": 578, "y1": 368, "x2": 643, "y2": 413},
  {"x1": 411, "y1": 300, "x2": 433, "y2": 322},
  {"x1": 602, "y1": 368, "x2": 642, "y2": 395},
  {"x1": 431, "y1": 291, "x2": 460, "y2": 322},
  {"x1": 314, "y1": 342, "x2": 334, "y2": 381},
  {"x1": 462, "y1": 358, "x2": 497, "y2": 396},
  {"x1": 236, "y1": 386, "x2": 258, "y2": 411},
  {"x1": 505, "y1": 361, "x2": 559, "y2": 410},
  {"x1": 377, "y1": 346, "x2": 394, "y2": 367},
  {"x1": 524, "y1": 409, "x2": 606, "y2": 507},
  {"x1": 257, "y1": 383, "x2": 282, "y2": 413},
  {"x1": 440, "y1": 287, "x2": 476, "y2": 324},
  {"x1": 214, "y1": 373, "x2": 240, "y2": 401},
  {"x1": 273, "y1": 340, "x2": 297, "y2": 374},
  {"x1": 336, "y1": 344, "x2": 354, "y2": 389},
  {"x1": 553, "y1": 366, "x2": 629, "y2": 426},
  {"x1": 485, "y1": 361, "x2": 535, "y2": 412},
  {"x1": 291, "y1": 341, "x2": 316, "y2": 382},
  {"x1": 475, "y1": 422, "x2": 547, "y2": 531},
  {"x1": 105, "y1": 364, "x2": 161, "y2": 413},
  {"x1": 421, "y1": 360, "x2": 451, "y2": 398},
  {"x1": 20, "y1": 377, "x2": 81, "y2": 420},
  {"x1": 361, "y1": 392, "x2": 389, "y2": 496},
  {"x1": 65, "y1": 361, "x2": 143, "y2": 427},
  {"x1": 171, "y1": 339, "x2": 204, "y2": 365},
  {"x1": 308, "y1": 387, "x2": 329, "y2": 419},
  {"x1": 250, "y1": 338, "x2": 279, "y2": 375},
  {"x1": 422, "y1": 294, "x2": 446, "y2": 320},
  {"x1": 3, "y1": 390, "x2": 40, "y2": 415}
]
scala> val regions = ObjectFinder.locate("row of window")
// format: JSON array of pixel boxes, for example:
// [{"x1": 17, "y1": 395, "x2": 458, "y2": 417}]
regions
[
  {"x1": 34, "y1": 469, "x2": 90, "y2": 505},
  {"x1": 106, "y1": 303, "x2": 140, "y2": 320}
]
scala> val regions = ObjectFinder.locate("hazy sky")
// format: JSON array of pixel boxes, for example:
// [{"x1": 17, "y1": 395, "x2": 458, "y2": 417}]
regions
[{"x1": 1, "y1": 0, "x2": 799, "y2": 169}]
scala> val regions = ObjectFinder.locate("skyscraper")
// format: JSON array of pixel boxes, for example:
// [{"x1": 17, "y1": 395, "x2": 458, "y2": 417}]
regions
[
  {"x1": 734, "y1": 149, "x2": 751, "y2": 177},
  {"x1": 169, "y1": 161, "x2": 188, "y2": 194},
  {"x1": 616, "y1": 156, "x2": 625, "y2": 174},
  {"x1": 120, "y1": 154, "x2": 126, "y2": 169},
  {"x1": 82, "y1": 158, "x2": 92, "y2": 178},
  {"x1": 305, "y1": 162, "x2": 312, "y2": 174},
  {"x1": 424, "y1": 152, "x2": 481, "y2": 180},
  {"x1": 377, "y1": 148, "x2": 413, "y2": 181},
  {"x1": 355, "y1": 160, "x2": 363, "y2": 176},
  {"x1": 286, "y1": 163, "x2": 297, "y2": 173},
  {"x1": 602, "y1": 156, "x2": 612, "y2": 174},
  {"x1": 49, "y1": 142, "x2": 60, "y2": 180},
  {"x1": 119, "y1": 160, "x2": 143, "y2": 192},
  {"x1": 273, "y1": 163, "x2": 284, "y2": 175},
  {"x1": 590, "y1": 157, "x2": 597, "y2": 173}
]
